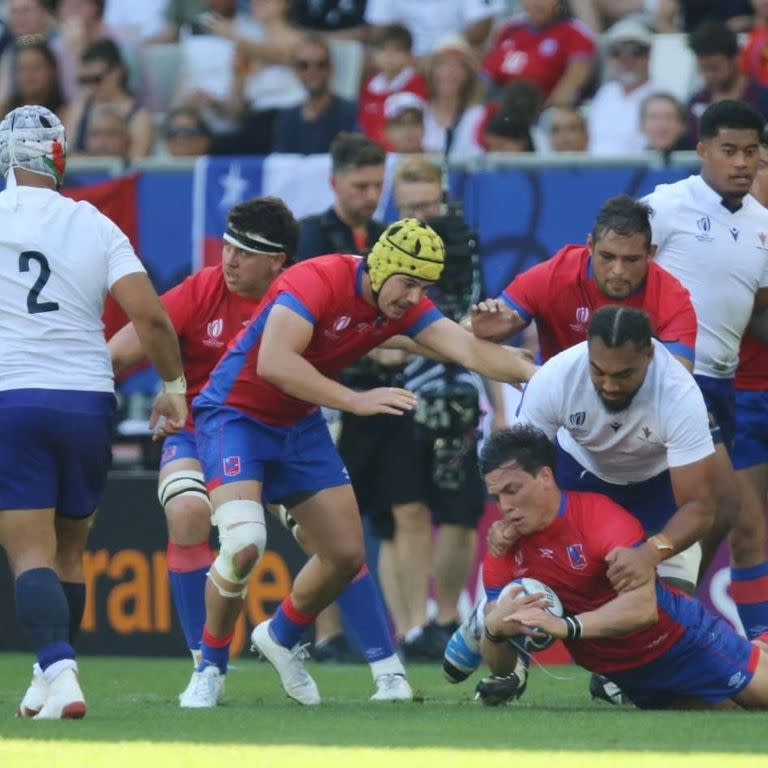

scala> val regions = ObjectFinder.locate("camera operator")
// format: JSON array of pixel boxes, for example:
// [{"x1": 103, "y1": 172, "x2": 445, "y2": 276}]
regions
[{"x1": 379, "y1": 157, "x2": 504, "y2": 660}]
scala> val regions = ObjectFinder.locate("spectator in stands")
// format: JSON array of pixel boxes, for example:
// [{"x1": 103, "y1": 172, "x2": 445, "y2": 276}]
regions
[
  {"x1": 162, "y1": 106, "x2": 213, "y2": 157},
  {"x1": 588, "y1": 19, "x2": 658, "y2": 155},
  {"x1": 103, "y1": 0, "x2": 168, "y2": 45},
  {"x1": 640, "y1": 92, "x2": 692, "y2": 156},
  {"x1": 687, "y1": 21, "x2": 768, "y2": 143},
  {"x1": 422, "y1": 35, "x2": 485, "y2": 159},
  {"x1": 482, "y1": 0, "x2": 596, "y2": 106},
  {"x1": 383, "y1": 91, "x2": 426, "y2": 154},
  {"x1": 569, "y1": 0, "x2": 678, "y2": 33},
  {"x1": 358, "y1": 23, "x2": 428, "y2": 148},
  {"x1": 52, "y1": 0, "x2": 118, "y2": 103},
  {"x1": 0, "y1": 0, "x2": 56, "y2": 107},
  {"x1": 171, "y1": 0, "x2": 262, "y2": 133},
  {"x1": 364, "y1": 0, "x2": 505, "y2": 58},
  {"x1": 289, "y1": 0, "x2": 368, "y2": 41},
  {"x1": 741, "y1": 0, "x2": 768, "y2": 88},
  {"x1": 543, "y1": 105, "x2": 589, "y2": 152},
  {"x1": 84, "y1": 103, "x2": 130, "y2": 160},
  {"x1": 483, "y1": 108, "x2": 535, "y2": 153},
  {"x1": 0, "y1": 35, "x2": 67, "y2": 122},
  {"x1": 66, "y1": 39, "x2": 154, "y2": 159},
  {"x1": 151, "y1": 0, "x2": 207, "y2": 43},
  {"x1": 678, "y1": 0, "x2": 754, "y2": 33},
  {"x1": 271, "y1": 32, "x2": 357, "y2": 154}
]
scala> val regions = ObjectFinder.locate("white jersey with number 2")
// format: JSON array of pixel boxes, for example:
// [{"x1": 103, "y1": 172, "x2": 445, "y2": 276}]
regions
[{"x1": 0, "y1": 186, "x2": 145, "y2": 393}]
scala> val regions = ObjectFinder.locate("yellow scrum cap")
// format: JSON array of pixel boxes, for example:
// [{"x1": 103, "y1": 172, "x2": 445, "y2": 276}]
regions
[{"x1": 367, "y1": 218, "x2": 445, "y2": 293}]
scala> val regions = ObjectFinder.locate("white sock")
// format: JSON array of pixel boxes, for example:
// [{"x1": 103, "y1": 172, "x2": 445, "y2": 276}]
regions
[
  {"x1": 42, "y1": 658, "x2": 77, "y2": 684},
  {"x1": 370, "y1": 654, "x2": 406, "y2": 681},
  {"x1": 403, "y1": 625, "x2": 423, "y2": 644}
]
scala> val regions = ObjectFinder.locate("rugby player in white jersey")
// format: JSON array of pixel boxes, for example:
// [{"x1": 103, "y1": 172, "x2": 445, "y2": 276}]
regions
[
  {"x1": 0, "y1": 106, "x2": 187, "y2": 719},
  {"x1": 443, "y1": 306, "x2": 718, "y2": 700},
  {"x1": 642, "y1": 100, "x2": 768, "y2": 639}
]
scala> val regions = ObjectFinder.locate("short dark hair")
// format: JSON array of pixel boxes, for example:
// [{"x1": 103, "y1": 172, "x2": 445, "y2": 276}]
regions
[
  {"x1": 374, "y1": 23, "x2": 413, "y2": 51},
  {"x1": 163, "y1": 106, "x2": 211, "y2": 138},
  {"x1": 688, "y1": 21, "x2": 739, "y2": 59},
  {"x1": 699, "y1": 100, "x2": 765, "y2": 141},
  {"x1": 587, "y1": 306, "x2": 653, "y2": 351},
  {"x1": 227, "y1": 196, "x2": 300, "y2": 262},
  {"x1": 330, "y1": 132, "x2": 386, "y2": 174},
  {"x1": 591, "y1": 195, "x2": 653, "y2": 248},
  {"x1": 486, "y1": 110, "x2": 534, "y2": 147},
  {"x1": 478, "y1": 425, "x2": 556, "y2": 477}
]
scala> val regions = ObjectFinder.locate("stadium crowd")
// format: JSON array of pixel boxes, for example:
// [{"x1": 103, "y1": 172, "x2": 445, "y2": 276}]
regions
[{"x1": 5, "y1": 0, "x2": 768, "y2": 720}]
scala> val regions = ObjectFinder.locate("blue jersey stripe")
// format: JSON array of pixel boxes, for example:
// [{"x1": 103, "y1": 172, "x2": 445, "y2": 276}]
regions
[
  {"x1": 274, "y1": 292, "x2": 317, "y2": 325},
  {"x1": 405, "y1": 307, "x2": 443, "y2": 338},
  {"x1": 195, "y1": 301, "x2": 275, "y2": 409},
  {"x1": 499, "y1": 293, "x2": 533, "y2": 324},
  {"x1": 663, "y1": 341, "x2": 694, "y2": 363},
  {"x1": 485, "y1": 587, "x2": 502, "y2": 602}
]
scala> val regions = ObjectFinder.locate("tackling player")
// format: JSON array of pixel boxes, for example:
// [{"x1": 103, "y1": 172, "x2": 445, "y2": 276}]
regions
[
  {"x1": 191, "y1": 218, "x2": 536, "y2": 705},
  {"x1": 110, "y1": 197, "x2": 415, "y2": 706},
  {"x1": 0, "y1": 106, "x2": 186, "y2": 720},
  {"x1": 470, "y1": 194, "x2": 697, "y2": 371},
  {"x1": 474, "y1": 424, "x2": 768, "y2": 710},
  {"x1": 642, "y1": 100, "x2": 768, "y2": 639}
]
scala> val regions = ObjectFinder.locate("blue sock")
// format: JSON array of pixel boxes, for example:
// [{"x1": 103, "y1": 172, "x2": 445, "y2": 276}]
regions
[
  {"x1": 731, "y1": 562, "x2": 768, "y2": 639},
  {"x1": 198, "y1": 627, "x2": 232, "y2": 674},
  {"x1": 337, "y1": 566, "x2": 395, "y2": 662},
  {"x1": 269, "y1": 596, "x2": 315, "y2": 649},
  {"x1": 167, "y1": 542, "x2": 213, "y2": 652},
  {"x1": 61, "y1": 582, "x2": 86, "y2": 645},
  {"x1": 15, "y1": 567, "x2": 70, "y2": 652},
  {"x1": 38, "y1": 641, "x2": 76, "y2": 672}
]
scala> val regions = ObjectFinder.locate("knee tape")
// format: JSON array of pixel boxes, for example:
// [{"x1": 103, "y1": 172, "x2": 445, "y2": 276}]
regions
[
  {"x1": 210, "y1": 500, "x2": 267, "y2": 593},
  {"x1": 158, "y1": 470, "x2": 211, "y2": 510}
]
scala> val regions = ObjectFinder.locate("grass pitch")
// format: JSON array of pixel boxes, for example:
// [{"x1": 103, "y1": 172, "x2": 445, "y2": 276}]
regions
[{"x1": 0, "y1": 653, "x2": 767, "y2": 767}]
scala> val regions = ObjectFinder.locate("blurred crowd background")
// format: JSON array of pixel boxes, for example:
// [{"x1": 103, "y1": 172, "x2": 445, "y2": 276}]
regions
[{"x1": 0, "y1": 0, "x2": 765, "y2": 165}]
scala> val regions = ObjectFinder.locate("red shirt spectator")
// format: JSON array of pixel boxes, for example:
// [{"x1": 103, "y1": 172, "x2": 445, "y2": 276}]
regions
[
  {"x1": 740, "y1": 23, "x2": 768, "y2": 87},
  {"x1": 482, "y1": 13, "x2": 595, "y2": 101}
]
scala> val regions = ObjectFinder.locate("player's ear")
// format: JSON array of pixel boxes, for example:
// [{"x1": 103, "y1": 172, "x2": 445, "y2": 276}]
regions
[
  {"x1": 586, "y1": 233, "x2": 593, "y2": 253},
  {"x1": 696, "y1": 140, "x2": 707, "y2": 163}
]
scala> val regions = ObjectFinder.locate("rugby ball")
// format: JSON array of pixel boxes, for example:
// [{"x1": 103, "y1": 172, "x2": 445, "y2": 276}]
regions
[{"x1": 498, "y1": 577, "x2": 563, "y2": 653}]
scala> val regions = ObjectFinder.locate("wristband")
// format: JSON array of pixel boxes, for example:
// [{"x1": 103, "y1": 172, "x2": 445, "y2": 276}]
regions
[
  {"x1": 163, "y1": 374, "x2": 187, "y2": 395},
  {"x1": 484, "y1": 624, "x2": 507, "y2": 644},
  {"x1": 563, "y1": 615, "x2": 583, "y2": 642}
]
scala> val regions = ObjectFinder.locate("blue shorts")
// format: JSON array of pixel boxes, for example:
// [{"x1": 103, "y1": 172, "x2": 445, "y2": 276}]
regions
[
  {"x1": 694, "y1": 374, "x2": 735, "y2": 454},
  {"x1": 0, "y1": 389, "x2": 115, "y2": 519},
  {"x1": 194, "y1": 406, "x2": 350, "y2": 505},
  {"x1": 160, "y1": 428, "x2": 199, "y2": 468},
  {"x1": 732, "y1": 390, "x2": 768, "y2": 471},
  {"x1": 555, "y1": 442, "x2": 675, "y2": 533},
  {"x1": 608, "y1": 594, "x2": 759, "y2": 709}
]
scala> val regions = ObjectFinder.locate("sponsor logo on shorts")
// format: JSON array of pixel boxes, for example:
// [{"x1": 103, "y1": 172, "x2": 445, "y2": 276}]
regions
[
  {"x1": 728, "y1": 671, "x2": 746, "y2": 688},
  {"x1": 223, "y1": 456, "x2": 242, "y2": 477},
  {"x1": 161, "y1": 445, "x2": 177, "y2": 463}
]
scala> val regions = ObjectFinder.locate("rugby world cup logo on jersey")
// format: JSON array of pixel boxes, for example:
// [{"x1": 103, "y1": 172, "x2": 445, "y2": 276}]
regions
[
  {"x1": 695, "y1": 216, "x2": 714, "y2": 242},
  {"x1": 569, "y1": 411, "x2": 586, "y2": 427},
  {"x1": 203, "y1": 318, "x2": 225, "y2": 348},
  {"x1": 569, "y1": 306, "x2": 590, "y2": 333}
]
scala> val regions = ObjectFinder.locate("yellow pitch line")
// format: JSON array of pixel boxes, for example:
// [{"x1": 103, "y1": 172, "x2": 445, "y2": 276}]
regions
[{"x1": 3, "y1": 742, "x2": 768, "y2": 768}]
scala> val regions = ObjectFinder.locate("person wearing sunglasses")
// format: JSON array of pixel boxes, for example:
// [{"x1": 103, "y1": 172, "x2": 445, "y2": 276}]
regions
[
  {"x1": 272, "y1": 33, "x2": 358, "y2": 154},
  {"x1": 587, "y1": 18, "x2": 658, "y2": 155},
  {"x1": 162, "y1": 106, "x2": 214, "y2": 157}
]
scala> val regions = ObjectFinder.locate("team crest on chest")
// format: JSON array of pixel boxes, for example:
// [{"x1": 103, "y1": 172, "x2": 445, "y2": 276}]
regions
[{"x1": 566, "y1": 543, "x2": 587, "y2": 570}]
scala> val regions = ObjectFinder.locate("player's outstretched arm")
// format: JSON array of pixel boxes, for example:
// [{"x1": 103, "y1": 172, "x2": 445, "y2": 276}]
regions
[
  {"x1": 470, "y1": 298, "x2": 527, "y2": 343},
  {"x1": 413, "y1": 317, "x2": 537, "y2": 385},
  {"x1": 108, "y1": 321, "x2": 145, "y2": 373},
  {"x1": 507, "y1": 580, "x2": 658, "y2": 641},
  {"x1": 257, "y1": 305, "x2": 417, "y2": 416}
]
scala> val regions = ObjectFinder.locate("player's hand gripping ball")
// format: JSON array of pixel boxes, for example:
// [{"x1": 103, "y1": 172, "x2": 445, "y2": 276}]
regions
[{"x1": 500, "y1": 577, "x2": 563, "y2": 653}]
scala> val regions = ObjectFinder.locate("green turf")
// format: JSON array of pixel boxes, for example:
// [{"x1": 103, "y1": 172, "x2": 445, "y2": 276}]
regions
[{"x1": 0, "y1": 653, "x2": 767, "y2": 757}]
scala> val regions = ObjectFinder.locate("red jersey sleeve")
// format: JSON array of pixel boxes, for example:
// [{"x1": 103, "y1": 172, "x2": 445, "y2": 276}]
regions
[
  {"x1": 500, "y1": 260, "x2": 551, "y2": 324},
  {"x1": 563, "y1": 21, "x2": 596, "y2": 62},
  {"x1": 650, "y1": 267, "x2": 697, "y2": 364},
  {"x1": 482, "y1": 551, "x2": 518, "y2": 601},
  {"x1": 162, "y1": 276, "x2": 198, "y2": 336},
  {"x1": 576, "y1": 494, "x2": 646, "y2": 561},
  {"x1": 399, "y1": 298, "x2": 443, "y2": 338}
]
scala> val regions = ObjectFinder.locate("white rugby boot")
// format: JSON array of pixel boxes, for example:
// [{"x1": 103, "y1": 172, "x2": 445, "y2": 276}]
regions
[
  {"x1": 179, "y1": 665, "x2": 225, "y2": 708},
  {"x1": 250, "y1": 620, "x2": 320, "y2": 705},
  {"x1": 17, "y1": 663, "x2": 47, "y2": 718},
  {"x1": 370, "y1": 673, "x2": 413, "y2": 702},
  {"x1": 34, "y1": 667, "x2": 86, "y2": 719}
]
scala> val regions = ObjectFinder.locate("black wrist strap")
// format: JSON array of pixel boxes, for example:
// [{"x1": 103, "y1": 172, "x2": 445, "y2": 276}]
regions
[
  {"x1": 564, "y1": 615, "x2": 583, "y2": 642},
  {"x1": 484, "y1": 624, "x2": 506, "y2": 644}
]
